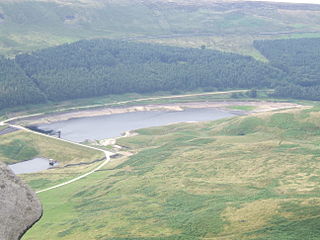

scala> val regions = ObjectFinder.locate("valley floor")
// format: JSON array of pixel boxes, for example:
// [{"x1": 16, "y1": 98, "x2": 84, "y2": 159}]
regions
[
  {"x1": 1, "y1": 93, "x2": 318, "y2": 240},
  {"x1": 20, "y1": 103, "x2": 320, "y2": 239}
]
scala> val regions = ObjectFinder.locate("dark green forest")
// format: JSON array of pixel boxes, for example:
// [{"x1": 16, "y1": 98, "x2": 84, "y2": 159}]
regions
[
  {"x1": 254, "y1": 38, "x2": 320, "y2": 101},
  {"x1": 0, "y1": 39, "x2": 283, "y2": 109},
  {"x1": 0, "y1": 57, "x2": 45, "y2": 109},
  {"x1": 1, "y1": 38, "x2": 320, "y2": 110}
]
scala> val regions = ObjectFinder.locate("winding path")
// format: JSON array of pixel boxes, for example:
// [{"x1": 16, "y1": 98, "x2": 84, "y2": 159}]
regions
[
  {"x1": 1, "y1": 90, "x2": 250, "y2": 194},
  {"x1": 2, "y1": 90, "x2": 250, "y2": 124},
  {"x1": 4, "y1": 124, "x2": 115, "y2": 194},
  {"x1": 36, "y1": 153, "x2": 111, "y2": 194}
]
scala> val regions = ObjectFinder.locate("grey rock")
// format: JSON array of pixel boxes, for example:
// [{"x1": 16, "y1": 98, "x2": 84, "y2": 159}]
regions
[{"x1": 0, "y1": 162, "x2": 42, "y2": 240}]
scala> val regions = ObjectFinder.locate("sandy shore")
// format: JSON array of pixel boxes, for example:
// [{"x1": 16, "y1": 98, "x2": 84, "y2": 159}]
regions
[{"x1": 16, "y1": 101, "x2": 306, "y2": 125}]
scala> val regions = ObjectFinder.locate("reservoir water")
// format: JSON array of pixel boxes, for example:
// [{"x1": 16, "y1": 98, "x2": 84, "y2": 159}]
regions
[
  {"x1": 9, "y1": 158, "x2": 55, "y2": 174},
  {"x1": 38, "y1": 108, "x2": 235, "y2": 142}
]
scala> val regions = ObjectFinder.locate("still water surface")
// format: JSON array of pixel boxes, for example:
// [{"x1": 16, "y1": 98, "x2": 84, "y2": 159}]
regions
[
  {"x1": 9, "y1": 158, "x2": 53, "y2": 174},
  {"x1": 38, "y1": 108, "x2": 235, "y2": 142}
]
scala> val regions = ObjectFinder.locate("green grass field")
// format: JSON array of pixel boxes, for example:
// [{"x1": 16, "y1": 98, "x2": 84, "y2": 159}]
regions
[
  {"x1": 18, "y1": 105, "x2": 320, "y2": 239},
  {"x1": 0, "y1": 131, "x2": 103, "y2": 165},
  {"x1": 226, "y1": 105, "x2": 257, "y2": 111},
  {"x1": 1, "y1": 0, "x2": 320, "y2": 59},
  {"x1": 0, "y1": 129, "x2": 105, "y2": 190}
]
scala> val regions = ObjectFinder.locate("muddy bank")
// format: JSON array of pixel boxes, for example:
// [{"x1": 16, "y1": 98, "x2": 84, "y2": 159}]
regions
[{"x1": 12, "y1": 101, "x2": 304, "y2": 125}]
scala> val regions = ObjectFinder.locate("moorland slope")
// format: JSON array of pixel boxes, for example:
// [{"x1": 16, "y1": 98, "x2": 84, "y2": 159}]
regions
[
  {"x1": 20, "y1": 105, "x2": 320, "y2": 240},
  {"x1": 1, "y1": 0, "x2": 320, "y2": 56}
]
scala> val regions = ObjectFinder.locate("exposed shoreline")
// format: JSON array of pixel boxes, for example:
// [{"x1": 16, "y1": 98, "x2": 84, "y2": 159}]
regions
[{"x1": 15, "y1": 101, "x2": 305, "y2": 126}]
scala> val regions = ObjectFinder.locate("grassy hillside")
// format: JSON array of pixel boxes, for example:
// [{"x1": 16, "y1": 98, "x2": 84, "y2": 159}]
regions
[
  {"x1": 21, "y1": 105, "x2": 320, "y2": 239},
  {"x1": 0, "y1": 130, "x2": 103, "y2": 165},
  {"x1": 0, "y1": 129, "x2": 105, "y2": 190},
  {"x1": 1, "y1": 0, "x2": 320, "y2": 57}
]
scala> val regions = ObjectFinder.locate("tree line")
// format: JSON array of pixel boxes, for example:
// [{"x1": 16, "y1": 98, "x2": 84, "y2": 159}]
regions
[
  {"x1": 0, "y1": 57, "x2": 45, "y2": 109},
  {"x1": 0, "y1": 39, "x2": 283, "y2": 109},
  {"x1": 2, "y1": 37, "x2": 320, "y2": 110},
  {"x1": 254, "y1": 38, "x2": 320, "y2": 101}
]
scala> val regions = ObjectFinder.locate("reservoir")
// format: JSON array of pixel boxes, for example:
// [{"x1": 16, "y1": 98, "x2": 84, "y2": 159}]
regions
[
  {"x1": 9, "y1": 158, "x2": 56, "y2": 174},
  {"x1": 37, "y1": 108, "x2": 235, "y2": 142}
]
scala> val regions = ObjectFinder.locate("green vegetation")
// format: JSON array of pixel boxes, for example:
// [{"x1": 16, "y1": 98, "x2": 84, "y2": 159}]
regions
[
  {"x1": 3, "y1": 35, "x2": 320, "y2": 110},
  {"x1": 1, "y1": 0, "x2": 320, "y2": 58},
  {"x1": 144, "y1": 35, "x2": 269, "y2": 62},
  {"x1": 0, "y1": 56, "x2": 45, "y2": 109},
  {"x1": 0, "y1": 129, "x2": 105, "y2": 190},
  {"x1": 0, "y1": 130, "x2": 103, "y2": 164},
  {"x1": 0, "y1": 39, "x2": 281, "y2": 109},
  {"x1": 20, "y1": 106, "x2": 320, "y2": 239},
  {"x1": 226, "y1": 105, "x2": 257, "y2": 111},
  {"x1": 0, "y1": 139, "x2": 38, "y2": 161},
  {"x1": 1, "y1": 0, "x2": 320, "y2": 238},
  {"x1": 3, "y1": 36, "x2": 320, "y2": 111},
  {"x1": 1, "y1": 89, "x2": 267, "y2": 119},
  {"x1": 254, "y1": 38, "x2": 320, "y2": 101}
]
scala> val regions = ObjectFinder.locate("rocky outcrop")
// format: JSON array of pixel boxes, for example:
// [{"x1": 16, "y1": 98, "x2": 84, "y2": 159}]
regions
[{"x1": 0, "y1": 162, "x2": 42, "y2": 240}]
